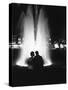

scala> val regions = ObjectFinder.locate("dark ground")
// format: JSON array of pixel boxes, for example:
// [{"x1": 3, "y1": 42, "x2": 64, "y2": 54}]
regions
[{"x1": 9, "y1": 48, "x2": 66, "y2": 87}]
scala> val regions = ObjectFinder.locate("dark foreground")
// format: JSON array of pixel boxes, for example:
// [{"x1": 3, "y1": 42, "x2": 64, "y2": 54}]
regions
[
  {"x1": 9, "y1": 65, "x2": 66, "y2": 87},
  {"x1": 9, "y1": 48, "x2": 66, "y2": 87}
]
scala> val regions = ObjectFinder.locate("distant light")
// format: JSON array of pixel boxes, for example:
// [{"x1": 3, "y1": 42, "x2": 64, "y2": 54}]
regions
[
  {"x1": 18, "y1": 38, "x2": 21, "y2": 40},
  {"x1": 54, "y1": 43, "x2": 59, "y2": 48},
  {"x1": 18, "y1": 41, "x2": 21, "y2": 44},
  {"x1": 18, "y1": 38, "x2": 21, "y2": 44},
  {"x1": 12, "y1": 42, "x2": 16, "y2": 45},
  {"x1": 12, "y1": 44, "x2": 19, "y2": 48},
  {"x1": 60, "y1": 44, "x2": 64, "y2": 48}
]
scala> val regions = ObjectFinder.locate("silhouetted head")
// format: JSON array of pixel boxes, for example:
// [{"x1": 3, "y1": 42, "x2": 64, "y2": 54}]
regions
[
  {"x1": 30, "y1": 51, "x2": 34, "y2": 57},
  {"x1": 35, "y1": 51, "x2": 39, "y2": 56}
]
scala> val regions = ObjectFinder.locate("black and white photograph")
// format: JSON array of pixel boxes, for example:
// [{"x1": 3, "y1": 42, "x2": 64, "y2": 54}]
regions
[{"x1": 9, "y1": 3, "x2": 66, "y2": 87}]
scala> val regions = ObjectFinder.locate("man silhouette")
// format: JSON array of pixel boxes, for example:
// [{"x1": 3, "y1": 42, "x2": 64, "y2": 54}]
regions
[
  {"x1": 32, "y1": 51, "x2": 44, "y2": 71},
  {"x1": 26, "y1": 51, "x2": 34, "y2": 69}
]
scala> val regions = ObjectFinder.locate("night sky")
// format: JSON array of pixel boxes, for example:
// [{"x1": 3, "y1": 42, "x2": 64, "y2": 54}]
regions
[
  {"x1": 9, "y1": 3, "x2": 66, "y2": 42},
  {"x1": 44, "y1": 6, "x2": 66, "y2": 42}
]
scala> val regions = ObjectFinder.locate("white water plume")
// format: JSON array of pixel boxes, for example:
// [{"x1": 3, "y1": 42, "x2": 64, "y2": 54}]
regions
[{"x1": 35, "y1": 9, "x2": 52, "y2": 66}]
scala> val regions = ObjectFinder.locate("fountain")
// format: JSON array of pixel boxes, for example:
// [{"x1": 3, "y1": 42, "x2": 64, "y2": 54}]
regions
[{"x1": 16, "y1": 6, "x2": 52, "y2": 67}]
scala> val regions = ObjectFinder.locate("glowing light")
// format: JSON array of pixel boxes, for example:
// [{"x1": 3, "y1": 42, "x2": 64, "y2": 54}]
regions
[
  {"x1": 18, "y1": 38, "x2": 21, "y2": 44},
  {"x1": 12, "y1": 42, "x2": 16, "y2": 45},
  {"x1": 60, "y1": 44, "x2": 64, "y2": 48},
  {"x1": 54, "y1": 43, "x2": 59, "y2": 48}
]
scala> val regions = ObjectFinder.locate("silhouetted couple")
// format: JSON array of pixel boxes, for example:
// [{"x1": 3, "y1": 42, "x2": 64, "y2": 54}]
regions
[{"x1": 26, "y1": 51, "x2": 44, "y2": 71}]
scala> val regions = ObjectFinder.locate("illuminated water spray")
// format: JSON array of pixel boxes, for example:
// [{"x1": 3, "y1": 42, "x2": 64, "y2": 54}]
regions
[
  {"x1": 16, "y1": 6, "x2": 35, "y2": 66},
  {"x1": 35, "y1": 9, "x2": 52, "y2": 66},
  {"x1": 16, "y1": 6, "x2": 52, "y2": 67}
]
